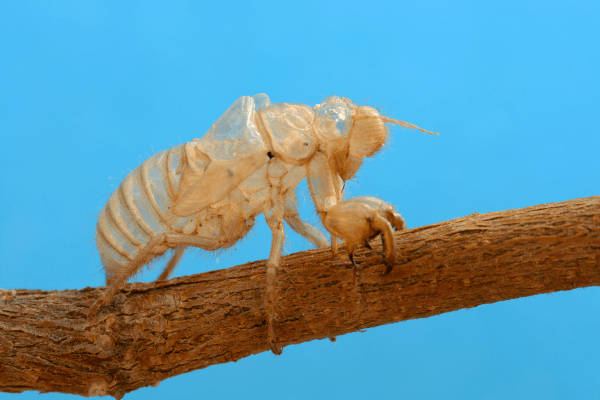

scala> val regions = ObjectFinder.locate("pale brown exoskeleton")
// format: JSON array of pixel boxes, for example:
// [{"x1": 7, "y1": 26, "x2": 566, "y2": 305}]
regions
[{"x1": 90, "y1": 94, "x2": 437, "y2": 354}]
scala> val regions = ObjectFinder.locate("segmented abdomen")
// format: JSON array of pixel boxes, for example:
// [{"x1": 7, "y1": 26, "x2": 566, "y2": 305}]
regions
[{"x1": 95, "y1": 144, "x2": 184, "y2": 280}]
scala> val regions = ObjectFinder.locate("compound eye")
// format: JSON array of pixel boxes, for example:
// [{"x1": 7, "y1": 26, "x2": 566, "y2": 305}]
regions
[
  {"x1": 327, "y1": 109, "x2": 350, "y2": 134},
  {"x1": 315, "y1": 96, "x2": 352, "y2": 141}
]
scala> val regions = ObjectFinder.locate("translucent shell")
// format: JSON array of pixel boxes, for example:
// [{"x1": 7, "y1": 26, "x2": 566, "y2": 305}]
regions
[
  {"x1": 195, "y1": 96, "x2": 266, "y2": 163},
  {"x1": 258, "y1": 103, "x2": 318, "y2": 165},
  {"x1": 252, "y1": 93, "x2": 271, "y2": 111},
  {"x1": 173, "y1": 96, "x2": 268, "y2": 217},
  {"x1": 314, "y1": 95, "x2": 353, "y2": 142}
]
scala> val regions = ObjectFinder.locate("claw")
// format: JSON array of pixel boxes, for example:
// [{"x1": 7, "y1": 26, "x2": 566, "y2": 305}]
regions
[
  {"x1": 380, "y1": 234, "x2": 392, "y2": 275},
  {"x1": 268, "y1": 334, "x2": 282, "y2": 355},
  {"x1": 349, "y1": 251, "x2": 360, "y2": 285},
  {"x1": 87, "y1": 298, "x2": 105, "y2": 320},
  {"x1": 349, "y1": 252, "x2": 358, "y2": 269}
]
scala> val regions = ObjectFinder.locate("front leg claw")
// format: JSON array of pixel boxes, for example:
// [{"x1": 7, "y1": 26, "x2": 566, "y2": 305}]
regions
[
  {"x1": 380, "y1": 234, "x2": 393, "y2": 275},
  {"x1": 348, "y1": 251, "x2": 360, "y2": 284},
  {"x1": 323, "y1": 197, "x2": 406, "y2": 275}
]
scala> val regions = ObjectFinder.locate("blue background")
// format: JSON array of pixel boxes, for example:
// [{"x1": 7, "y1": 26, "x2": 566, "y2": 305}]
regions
[{"x1": 1, "y1": 1, "x2": 599, "y2": 399}]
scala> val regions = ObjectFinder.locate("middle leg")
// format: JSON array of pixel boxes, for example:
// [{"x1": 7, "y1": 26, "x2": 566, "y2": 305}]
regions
[
  {"x1": 282, "y1": 189, "x2": 328, "y2": 248},
  {"x1": 263, "y1": 186, "x2": 285, "y2": 355}
]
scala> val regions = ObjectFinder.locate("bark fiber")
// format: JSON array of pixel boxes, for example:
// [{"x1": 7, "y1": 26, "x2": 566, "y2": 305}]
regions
[{"x1": 1, "y1": 196, "x2": 599, "y2": 398}]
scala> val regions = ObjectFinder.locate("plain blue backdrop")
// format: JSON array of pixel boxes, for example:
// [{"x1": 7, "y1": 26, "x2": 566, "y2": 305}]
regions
[{"x1": 1, "y1": 1, "x2": 599, "y2": 399}]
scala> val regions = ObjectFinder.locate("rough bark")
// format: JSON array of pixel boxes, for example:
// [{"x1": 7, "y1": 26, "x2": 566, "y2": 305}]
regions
[{"x1": 1, "y1": 196, "x2": 599, "y2": 399}]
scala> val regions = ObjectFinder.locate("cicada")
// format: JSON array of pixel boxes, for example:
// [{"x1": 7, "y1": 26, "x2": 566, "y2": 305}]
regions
[{"x1": 90, "y1": 94, "x2": 436, "y2": 354}]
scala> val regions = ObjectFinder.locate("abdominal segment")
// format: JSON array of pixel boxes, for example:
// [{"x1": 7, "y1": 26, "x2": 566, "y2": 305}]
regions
[{"x1": 96, "y1": 144, "x2": 267, "y2": 282}]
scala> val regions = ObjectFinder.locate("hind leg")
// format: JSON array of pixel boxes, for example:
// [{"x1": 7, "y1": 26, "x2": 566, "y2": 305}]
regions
[
  {"x1": 157, "y1": 246, "x2": 187, "y2": 281},
  {"x1": 89, "y1": 234, "x2": 219, "y2": 319}
]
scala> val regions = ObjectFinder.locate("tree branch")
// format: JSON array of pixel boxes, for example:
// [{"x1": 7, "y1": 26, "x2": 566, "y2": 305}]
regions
[{"x1": 1, "y1": 196, "x2": 599, "y2": 398}]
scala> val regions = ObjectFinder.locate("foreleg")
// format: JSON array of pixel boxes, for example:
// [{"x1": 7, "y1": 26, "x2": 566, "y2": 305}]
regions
[
  {"x1": 331, "y1": 235, "x2": 340, "y2": 257},
  {"x1": 322, "y1": 196, "x2": 406, "y2": 275},
  {"x1": 306, "y1": 151, "x2": 347, "y2": 259}
]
